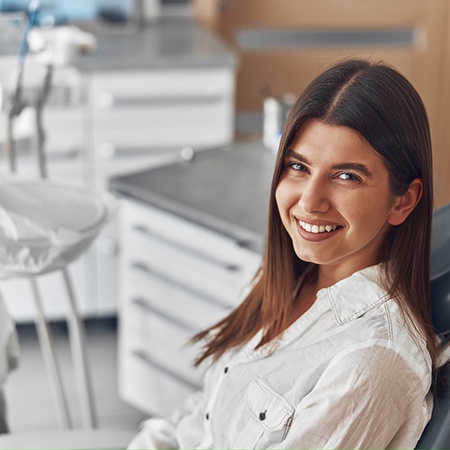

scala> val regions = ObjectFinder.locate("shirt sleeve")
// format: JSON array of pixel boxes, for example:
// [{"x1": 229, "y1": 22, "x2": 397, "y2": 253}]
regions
[
  {"x1": 127, "y1": 390, "x2": 204, "y2": 449},
  {"x1": 272, "y1": 344, "x2": 432, "y2": 450}
]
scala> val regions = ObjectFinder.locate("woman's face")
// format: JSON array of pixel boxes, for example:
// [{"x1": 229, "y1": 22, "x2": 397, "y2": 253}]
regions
[{"x1": 275, "y1": 119, "x2": 400, "y2": 284}]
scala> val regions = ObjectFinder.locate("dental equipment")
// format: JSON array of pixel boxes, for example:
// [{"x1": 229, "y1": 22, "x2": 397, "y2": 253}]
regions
[{"x1": 2, "y1": 0, "x2": 111, "y2": 430}]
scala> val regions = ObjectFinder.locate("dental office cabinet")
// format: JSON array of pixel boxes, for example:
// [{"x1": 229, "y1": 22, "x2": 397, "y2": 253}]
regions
[
  {"x1": 0, "y1": 19, "x2": 236, "y2": 322},
  {"x1": 111, "y1": 142, "x2": 274, "y2": 415}
]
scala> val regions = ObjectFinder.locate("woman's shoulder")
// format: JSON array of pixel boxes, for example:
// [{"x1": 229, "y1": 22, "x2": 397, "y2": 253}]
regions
[{"x1": 324, "y1": 265, "x2": 432, "y2": 380}]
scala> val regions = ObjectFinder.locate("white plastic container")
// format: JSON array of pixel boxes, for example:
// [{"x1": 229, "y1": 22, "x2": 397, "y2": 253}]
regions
[{"x1": 263, "y1": 94, "x2": 296, "y2": 154}]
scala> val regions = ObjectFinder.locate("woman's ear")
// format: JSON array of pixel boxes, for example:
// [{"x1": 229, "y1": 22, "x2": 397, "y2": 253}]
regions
[{"x1": 387, "y1": 178, "x2": 423, "y2": 226}]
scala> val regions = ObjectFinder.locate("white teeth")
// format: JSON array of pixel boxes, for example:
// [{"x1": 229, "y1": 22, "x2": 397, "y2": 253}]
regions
[{"x1": 299, "y1": 220, "x2": 338, "y2": 234}]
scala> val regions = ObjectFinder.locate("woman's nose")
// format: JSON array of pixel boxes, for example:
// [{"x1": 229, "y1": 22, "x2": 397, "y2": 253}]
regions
[{"x1": 298, "y1": 177, "x2": 330, "y2": 213}]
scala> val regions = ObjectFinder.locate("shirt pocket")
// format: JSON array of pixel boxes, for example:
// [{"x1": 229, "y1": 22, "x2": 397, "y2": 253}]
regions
[{"x1": 228, "y1": 377, "x2": 295, "y2": 449}]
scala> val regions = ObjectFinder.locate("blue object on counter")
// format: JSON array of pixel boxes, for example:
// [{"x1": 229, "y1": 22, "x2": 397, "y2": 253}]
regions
[{"x1": 0, "y1": 0, "x2": 128, "y2": 24}]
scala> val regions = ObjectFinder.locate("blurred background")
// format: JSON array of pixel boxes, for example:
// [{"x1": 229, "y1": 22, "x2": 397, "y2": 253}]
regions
[{"x1": 0, "y1": 0, "x2": 449, "y2": 442}]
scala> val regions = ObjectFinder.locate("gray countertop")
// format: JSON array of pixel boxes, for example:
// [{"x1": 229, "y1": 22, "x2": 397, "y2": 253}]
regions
[
  {"x1": 110, "y1": 142, "x2": 276, "y2": 253},
  {"x1": 77, "y1": 18, "x2": 237, "y2": 71}
]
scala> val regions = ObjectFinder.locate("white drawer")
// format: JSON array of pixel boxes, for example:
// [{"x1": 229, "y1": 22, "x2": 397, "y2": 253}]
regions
[
  {"x1": 127, "y1": 232, "x2": 246, "y2": 308},
  {"x1": 93, "y1": 99, "x2": 231, "y2": 149},
  {"x1": 122, "y1": 201, "x2": 261, "y2": 308},
  {"x1": 93, "y1": 96, "x2": 230, "y2": 129},
  {"x1": 90, "y1": 68, "x2": 234, "y2": 150},
  {"x1": 92, "y1": 68, "x2": 234, "y2": 107},
  {"x1": 122, "y1": 200, "x2": 260, "y2": 263},
  {"x1": 119, "y1": 350, "x2": 197, "y2": 416},
  {"x1": 122, "y1": 268, "x2": 230, "y2": 331},
  {"x1": 122, "y1": 307, "x2": 203, "y2": 388}
]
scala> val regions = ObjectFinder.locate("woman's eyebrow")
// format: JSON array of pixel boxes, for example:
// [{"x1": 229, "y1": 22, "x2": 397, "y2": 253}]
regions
[
  {"x1": 330, "y1": 162, "x2": 372, "y2": 178},
  {"x1": 285, "y1": 149, "x2": 373, "y2": 177},
  {"x1": 284, "y1": 149, "x2": 311, "y2": 164}
]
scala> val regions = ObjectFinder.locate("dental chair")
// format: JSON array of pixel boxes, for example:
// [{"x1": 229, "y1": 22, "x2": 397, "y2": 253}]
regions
[
  {"x1": 416, "y1": 202, "x2": 450, "y2": 449},
  {"x1": 415, "y1": 292, "x2": 450, "y2": 449}
]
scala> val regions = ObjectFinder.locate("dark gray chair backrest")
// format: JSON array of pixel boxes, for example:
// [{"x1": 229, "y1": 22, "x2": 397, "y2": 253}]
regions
[
  {"x1": 416, "y1": 364, "x2": 450, "y2": 449},
  {"x1": 415, "y1": 203, "x2": 450, "y2": 449},
  {"x1": 429, "y1": 203, "x2": 450, "y2": 338}
]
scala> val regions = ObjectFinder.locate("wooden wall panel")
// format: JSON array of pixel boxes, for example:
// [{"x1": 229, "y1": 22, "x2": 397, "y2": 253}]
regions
[{"x1": 236, "y1": 49, "x2": 416, "y2": 112}]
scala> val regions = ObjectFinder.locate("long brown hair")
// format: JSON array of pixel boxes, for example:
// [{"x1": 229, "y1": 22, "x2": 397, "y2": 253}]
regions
[{"x1": 193, "y1": 59, "x2": 441, "y2": 388}]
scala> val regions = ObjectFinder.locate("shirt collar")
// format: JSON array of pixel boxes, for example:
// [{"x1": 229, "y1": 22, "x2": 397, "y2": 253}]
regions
[
  {"x1": 230, "y1": 264, "x2": 390, "y2": 366},
  {"x1": 323, "y1": 264, "x2": 390, "y2": 325}
]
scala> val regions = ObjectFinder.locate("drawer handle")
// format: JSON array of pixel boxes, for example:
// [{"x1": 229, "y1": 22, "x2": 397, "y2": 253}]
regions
[
  {"x1": 98, "y1": 146, "x2": 176, "y2": 158},
  {"x1": 132, "y1": 297, "x2": 196, "y2": 333},
  {"x1": 130, "y1": 261, "x2": 234, "y2": 310},
  {"x1": 132, "y1": 224, "x2": 241, "y2": 272},
  {"x1": 98, "y1": 95, "x2": 223, "y2": 108},
  {"x1": 132, "y1": 349, "x2": 201, "y2": 390}
]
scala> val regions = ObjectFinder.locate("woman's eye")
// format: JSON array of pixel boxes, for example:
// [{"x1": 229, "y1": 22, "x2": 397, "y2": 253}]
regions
[
  {"x1": 336, "y1": 172, "x2": 361, "y2": 182},
  {"x1": 288, "y1": 162, "x2": 307, "y2": 172}
]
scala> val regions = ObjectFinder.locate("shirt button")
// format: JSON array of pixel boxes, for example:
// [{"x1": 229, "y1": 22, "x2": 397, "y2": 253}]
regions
[
  {"x1": 206, "y1": 413, "x2": 210, "y2": 420},
  {"x1": 224, "y1": 366, "x2": 229, "y2": 374}
]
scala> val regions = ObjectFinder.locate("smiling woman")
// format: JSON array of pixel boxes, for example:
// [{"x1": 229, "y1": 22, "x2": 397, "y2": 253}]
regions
[
  {"x1": 128, "y1": 59, "x2": 447, "y2": 450},
  {"x1": 275, "y1": 120, "x2": 422, "y2": 288}
]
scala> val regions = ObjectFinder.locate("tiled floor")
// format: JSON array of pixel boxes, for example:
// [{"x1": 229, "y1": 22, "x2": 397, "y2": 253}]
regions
[{"x1": 3, "y1": 318, "x2": 147, "y2": 435}]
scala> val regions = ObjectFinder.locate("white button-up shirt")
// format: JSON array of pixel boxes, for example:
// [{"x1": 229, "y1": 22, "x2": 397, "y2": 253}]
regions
[{"x1": 128, "y1": 265, "x2": 433, "y2": 449}]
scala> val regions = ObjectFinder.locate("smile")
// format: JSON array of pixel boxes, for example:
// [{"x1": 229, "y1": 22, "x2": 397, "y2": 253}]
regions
[{"x1": 299, "y1": 220, "x2": 339, "y2": 234}]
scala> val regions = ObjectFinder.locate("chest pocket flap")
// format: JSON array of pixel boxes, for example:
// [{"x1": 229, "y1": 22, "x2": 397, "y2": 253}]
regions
[{"x1": 245, "y1": 377, "x2": 294, "y2": 432}]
